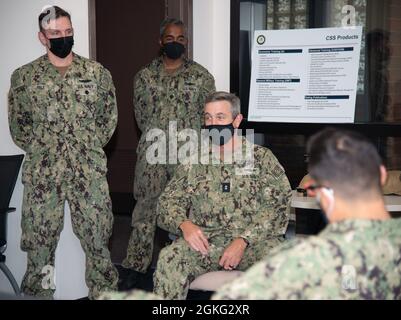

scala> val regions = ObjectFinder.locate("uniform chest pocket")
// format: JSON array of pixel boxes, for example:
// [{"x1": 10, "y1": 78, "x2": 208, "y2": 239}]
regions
[
  {"x1": 182, "y1": 83, "x2": 200, "y2": 108},
  {"x1": 190, "y1": 175, "x2": 218, "y2": 216},
  {"x1": 74, "y1": 82, "x2": 98, "y2": 103},
  {"x1": 144, "y1": 84, "x2": 164, "y2": 119},
  {"x1": 235, "y1": 177, "x2": 261, "y2": 213},
  {"x1": 73, "y1": 82, "x2": 98, "y2": 118},
  {"x1": 236, "y1": 176, "x2": 260, "y2": 195},
  {"x1": 29, "y1": 84, "x2": 58, "y2": 123},
  {"x1": 191, "y1": 175, "x2": 216, "y2": 193}
]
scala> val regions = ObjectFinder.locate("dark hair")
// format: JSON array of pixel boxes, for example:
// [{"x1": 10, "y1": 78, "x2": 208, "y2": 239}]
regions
[
  {"x1": 159, "y1": 18, "x2": 185, "y2": 38},
  {"x1": 307, "y1": 128, "x2": 383, "y2": 199},
  {"x1": 38, "y1": 6, "x2": 71, "y2": 32}
]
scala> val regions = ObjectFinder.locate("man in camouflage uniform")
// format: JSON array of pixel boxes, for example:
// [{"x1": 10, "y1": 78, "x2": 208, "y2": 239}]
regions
[
  {"x1": 152, "y1": 92, "x2": 292, "y2": 300},
  {"x1": 8, "y1": 6, "x2": 118, "y2": 299},
  {"x1": 122, "y1": 18, "x2": 215, "y2": 276},
  {"x1": 214, "y1": 128, "x2": 401, "y2": 300},
  {"x1": 99, "y1": 128, "x2": 401, "y2": 301}
]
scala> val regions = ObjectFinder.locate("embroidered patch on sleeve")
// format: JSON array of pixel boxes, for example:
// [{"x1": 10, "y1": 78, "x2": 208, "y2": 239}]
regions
[{"x1": 271, "y1": 164, "x2": 284, "y2": 180}]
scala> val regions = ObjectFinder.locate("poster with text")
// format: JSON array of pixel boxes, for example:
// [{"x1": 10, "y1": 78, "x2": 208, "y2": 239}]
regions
[{"x1": 248, "y1": 27, "x2": 363, "y2": 123}]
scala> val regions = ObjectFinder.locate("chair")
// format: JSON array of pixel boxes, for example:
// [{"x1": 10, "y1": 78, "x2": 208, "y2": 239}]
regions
[
  {"x1": 295, "y1": 173, "x2": 326, "y2": 235},
  {"x1": 188, "y1": 189, "x2": 295, "y2": 294},
  {"x1": 0, "y1": 154, "x2": 24, "y2": 296},
  {"x1": 382, "y1": 170, "x2": 401, "y2": 195},
  {"x1": 188, "y1": 270, "x2": 244, "y2": 297},
  {"x1": 285, "y1": 208, "x2": 296, "y2": 240},
  {"x1": 169, "y1": 229, "x2": 245, "y2": 295}
]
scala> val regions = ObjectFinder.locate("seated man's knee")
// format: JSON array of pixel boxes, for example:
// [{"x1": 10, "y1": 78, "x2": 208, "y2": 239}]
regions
[{"x1": 156, "y1": 240, "x2": 189, "y2": 268}]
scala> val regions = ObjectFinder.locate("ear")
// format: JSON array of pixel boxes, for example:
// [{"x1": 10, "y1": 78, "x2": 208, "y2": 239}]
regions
[
  {"x1": 233, "y1": 114, "x2": 243, "y2": 129},
  {"x1": 321, "y1": 187, "x2": 334, "y2": 200},
  {"x1": 319, "y1": 187, "x2": 335, "y2": 221},
  {"x1": 379, "y1": 165, "x2": 387, "y2": 187},
  {"x1": 38, "y1": 31, "x2": 48, "y2": 47}
]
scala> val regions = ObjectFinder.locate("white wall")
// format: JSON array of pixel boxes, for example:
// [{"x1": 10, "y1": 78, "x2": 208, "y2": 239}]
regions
[
  {"x1": 193, "y1": 0, "x2": 231, "y2": 91},
  {"x1": 0, "y1": 0, "x2": 89, "y2": 299},
  {"x1": 0, "y1": 0, "x2": 258, "y2": 298}
]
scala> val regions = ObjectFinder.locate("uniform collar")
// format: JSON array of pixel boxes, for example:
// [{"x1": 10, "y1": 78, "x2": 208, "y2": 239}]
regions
[
  {"x1": 321, "y1": 218, "x2": 395, "y2": 236},
  {"x1": 39, "y1": 52, "x2": 82, "y2": 78},
  {"x1": 155, "y1": 55, "x2": 190, "y2": 76},
  {"x1": 203, "y1": 136, "x2": 255, "y2": 166}
]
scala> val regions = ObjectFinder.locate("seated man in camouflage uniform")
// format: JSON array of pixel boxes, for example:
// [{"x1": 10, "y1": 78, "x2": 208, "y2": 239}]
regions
[
  {"x1": 99, "y1": 128, "x2": 401, "y2": 300},
  {"x1": 152, "y1": 92, "x2": 292, "y2": 300},
  {"x1": 214, "y1": 128, "x2": 401, "y2": 300}
]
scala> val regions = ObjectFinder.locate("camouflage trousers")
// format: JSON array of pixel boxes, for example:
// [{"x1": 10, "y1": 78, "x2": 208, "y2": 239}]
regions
[
  {"x1": 20, "y1": 174, "x2": 118, "y2": 299},
  {"x1": 122, "y1": 150, "x2": 175, "y2": 273},
  {"x1": 153, "y1": 236, "x2": 285, "y2": 300}
]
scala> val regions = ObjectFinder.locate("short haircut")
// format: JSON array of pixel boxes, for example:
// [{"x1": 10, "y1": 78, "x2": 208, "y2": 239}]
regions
[
  {"x1": 159, "y1": 18, "x2": 185, "y2": 38},
  {"x1": 307, "y1": 128, "x2": 383, "y2": 200},
  {"x1": 205, "y1": 91, "x2": 241, "y2": 119},
  {"x1": 38, "y1": 6, "x2": 71, "y2": 32}
]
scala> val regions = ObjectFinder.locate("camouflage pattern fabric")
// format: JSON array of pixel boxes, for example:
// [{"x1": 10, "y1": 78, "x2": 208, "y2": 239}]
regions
[
  {"x1": 97, "y1": 218, "x2": 401, "y2": 300},
  {"x1": 123, "y1": 56, "x2": 215, "y2": 273},
  {"x1": 99, "y1": 290, "x2": 163, "y2": 300},
  {"x1": 153, "y1": 137, "x2": 292, "y2": 299},
  {"x1": 153, "y1": 237, "x2": 284, "y2": 300},
  {"x1": 8, "y1": 53, "x2": 118, "y2": 299},
  {"x1": 213, "y1": 218, "x2": 401, "y2": 300}
]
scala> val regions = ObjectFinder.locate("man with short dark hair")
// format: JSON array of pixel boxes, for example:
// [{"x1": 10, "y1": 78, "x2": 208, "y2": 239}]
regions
[
  {"x1": 8, "y1": 6, "x2": 118, "y2": 299},
  {"x1": 122, "y1": 18, "x2": 216, "y2": 279},
  {"x1": 213, "y1": 128, "x2": 401, "y2": 299}
]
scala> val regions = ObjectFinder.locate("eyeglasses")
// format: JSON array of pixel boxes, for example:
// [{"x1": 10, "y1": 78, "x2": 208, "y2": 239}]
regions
[{"x1": 296, "y1": 184, "x2": 332, "y2": 197}]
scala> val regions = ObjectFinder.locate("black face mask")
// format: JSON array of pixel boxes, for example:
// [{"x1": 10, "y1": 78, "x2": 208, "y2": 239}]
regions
[
  {"x1": 163, "y1": 41, "x2": 185, "y2": 60},
  {"x1": 48, "y1": 36, "x2": 74, "y2": 58},
  {"x1": 203, "y1": 124, "x2": 235, "y2": 146}
]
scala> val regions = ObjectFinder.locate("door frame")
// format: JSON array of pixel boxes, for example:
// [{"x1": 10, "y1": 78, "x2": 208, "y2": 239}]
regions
[{"x1": 88, "y1": 0, "x2": 193, "y2": 61}]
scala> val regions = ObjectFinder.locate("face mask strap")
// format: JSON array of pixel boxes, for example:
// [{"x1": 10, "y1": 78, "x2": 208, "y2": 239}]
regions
[{"x1": 316, "y1": 187, "x2": 335, "y2": 219}]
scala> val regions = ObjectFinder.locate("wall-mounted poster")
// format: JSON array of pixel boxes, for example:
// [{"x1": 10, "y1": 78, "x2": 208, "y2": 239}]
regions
[{"x1": 248, "y1": 27, "x2": 363, "y2": 123}]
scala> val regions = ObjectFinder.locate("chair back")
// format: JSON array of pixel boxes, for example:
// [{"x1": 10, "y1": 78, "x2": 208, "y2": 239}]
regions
[{"x1": 0, "y1": 154, "x2": 24, "y2": 247}]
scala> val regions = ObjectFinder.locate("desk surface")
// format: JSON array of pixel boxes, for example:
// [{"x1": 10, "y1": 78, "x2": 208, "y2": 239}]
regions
[{"x1": 291, "y1": 191, "x2": 401, "y2": 212}]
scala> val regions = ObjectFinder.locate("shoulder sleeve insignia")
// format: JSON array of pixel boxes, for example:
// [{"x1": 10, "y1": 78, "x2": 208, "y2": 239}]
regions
[
  {"x1": 271, "y1": 164, "x2": 284, "y2": 180},
  {"x1": 99, "y1": 69, "x2": 112, "y2": 91}
]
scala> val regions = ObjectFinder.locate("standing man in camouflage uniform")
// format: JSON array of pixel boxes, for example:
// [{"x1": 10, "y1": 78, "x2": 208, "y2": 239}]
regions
[
  {"x1": 214, "y1": 128, "x2": 401, "y2": 300},
  {"x1": 8, "y1": 6, "x2": 118, "y2": 299},
  {"x1": 122, "y1": 18, "x2": 215, "y2": 278},
  {"x1": 153, "y1": 92, "x2": 292, "y2": 300}
]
